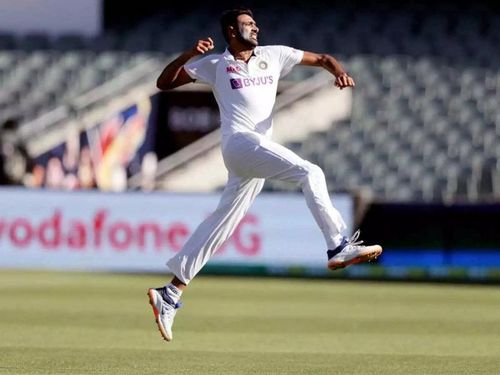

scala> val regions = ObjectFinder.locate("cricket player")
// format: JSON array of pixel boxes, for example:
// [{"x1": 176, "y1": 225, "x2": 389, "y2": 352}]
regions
[{"x1": 148, "y1": 8, "x2": 382, "y2": 342}]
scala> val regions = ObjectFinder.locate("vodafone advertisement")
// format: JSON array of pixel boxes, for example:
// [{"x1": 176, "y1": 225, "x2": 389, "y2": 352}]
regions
[{"x1": 0, "y1": 188, "x2": 353, "y2": 272}]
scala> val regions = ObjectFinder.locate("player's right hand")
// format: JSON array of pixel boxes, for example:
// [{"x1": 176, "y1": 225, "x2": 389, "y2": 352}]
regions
[
  {"x1": 193, "y1": 37, "x2": 214, "y2": 55},
  {"x1": 335, "y1": 73, "x2": 355, "y2": 89}
]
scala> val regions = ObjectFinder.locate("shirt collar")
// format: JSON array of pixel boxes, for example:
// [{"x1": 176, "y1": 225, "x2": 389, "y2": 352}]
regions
[
  {"x1": 223, "y1": 48, "x2": 234, "y2": 60},
  {"x1": 223, "y1": 46, "x2": 261, "y2": 61}
]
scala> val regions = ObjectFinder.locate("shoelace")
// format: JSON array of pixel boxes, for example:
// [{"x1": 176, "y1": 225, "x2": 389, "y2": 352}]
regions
[{"x1": 342, "y1": 229, "x2": 364, "y2": 253}]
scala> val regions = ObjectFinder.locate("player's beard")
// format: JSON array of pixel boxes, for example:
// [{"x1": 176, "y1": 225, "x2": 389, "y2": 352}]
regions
[{"x1": 236, "y1": 26, "x2": 258, "y2": 47}]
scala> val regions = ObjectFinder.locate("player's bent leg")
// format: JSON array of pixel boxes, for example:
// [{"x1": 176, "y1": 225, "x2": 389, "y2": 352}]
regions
[
  {"x1": 155, "y1": 176, "x2": 263, "y2": 342},
  {"x1": 298, "y1": 161, "x2": 347, "y2": 246},
  {"x1": 327, "y1": 230, "x2": 383, "y2": 270},
  {"x1": 222, "y1": 132, "x2": 381, "y2": 270},
  {"x1": 223, "y1": 132, "x2": 347, "y2": 249},
  {"x1": 166, "y1": 176, "x2": 264, "y2": 284}
]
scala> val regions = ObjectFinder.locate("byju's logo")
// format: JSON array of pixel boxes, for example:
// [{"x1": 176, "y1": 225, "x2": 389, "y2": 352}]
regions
[
  {"x1": 230, "y1": 78, "x2": 243, "y2": 89},
  {"x1": 230, "y1": 76, "x2": 274, "y2": 90}
]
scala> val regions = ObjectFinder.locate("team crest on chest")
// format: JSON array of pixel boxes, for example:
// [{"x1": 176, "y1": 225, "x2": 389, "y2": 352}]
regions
[{"x1": 258, "y1": 61, "x2": 268, "y2": 70}]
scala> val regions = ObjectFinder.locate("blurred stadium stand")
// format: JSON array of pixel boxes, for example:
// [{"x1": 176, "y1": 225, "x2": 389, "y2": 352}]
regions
[
  {"x1": 265, "y1": 55, "x2": 500, "y2": 203},
  {"x1": 0, "y1": 0, "x2": 498, "y2": 203}
]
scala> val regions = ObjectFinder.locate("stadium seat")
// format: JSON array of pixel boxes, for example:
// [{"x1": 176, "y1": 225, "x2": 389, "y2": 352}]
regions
[
  {"x1": 0, "y1": 32, "x2": 16, "y2": 50},
  {"x1": 52, "y1": 34, "x2": 88, "y2": 51},
  {"x1": 18, "y1": 33, "x2": 51, "y2": 51}
]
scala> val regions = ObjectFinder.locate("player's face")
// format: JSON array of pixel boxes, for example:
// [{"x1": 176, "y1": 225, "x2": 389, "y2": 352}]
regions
[{"x1": 236, "y1": 14, "x2": 259, "y2": 46}]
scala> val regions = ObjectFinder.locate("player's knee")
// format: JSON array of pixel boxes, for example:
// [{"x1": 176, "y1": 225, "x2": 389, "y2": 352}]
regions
[{"x1": 302, "y1": 162, "x2": 326, "y2": 184}]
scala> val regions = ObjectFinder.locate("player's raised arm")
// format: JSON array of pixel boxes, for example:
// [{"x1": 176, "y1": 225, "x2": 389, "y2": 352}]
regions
[
  {"x1": 156, "y1": 37, "x2": 214, "y2": 90},
  {"x1": 300, "y1": 51, "x2": 355, "y2": 90}
]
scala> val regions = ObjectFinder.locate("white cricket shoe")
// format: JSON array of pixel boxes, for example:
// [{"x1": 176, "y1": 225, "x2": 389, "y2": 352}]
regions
[
  {"x1": 327, "y1": 230, "x2": 383, "y2": 270},
  {"x1": 147, "y1": 287, "x2": 181, "y2": 342}
]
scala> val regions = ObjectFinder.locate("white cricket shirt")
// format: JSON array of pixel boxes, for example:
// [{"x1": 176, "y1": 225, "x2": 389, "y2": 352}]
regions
[{"x1": 184, "y1": 45, "x2": 304, "y2": 144}]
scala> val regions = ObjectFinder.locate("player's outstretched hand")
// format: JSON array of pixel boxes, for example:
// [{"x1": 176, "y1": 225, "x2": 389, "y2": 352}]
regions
[
  {"x1": 335, "y1": 73, "x2": 355, "y2": 89},
  {"x1": 192, "y1": 37, "x2": 214, "y2": 55}
]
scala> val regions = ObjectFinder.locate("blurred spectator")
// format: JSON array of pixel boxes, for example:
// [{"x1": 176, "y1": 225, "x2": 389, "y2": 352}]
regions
[
  {"x1": 77, "y1": 146, "x2": 97, "y2": 189},
  {"x1": 45, "y1": 156, "x2": 65, "y2": 189},
  {"x1": 62, "y1": 128, "x2": 80, "y2": 180},
  {"x1": 60, "y1": 128, "x2": 81, "y2": 190},
  {"x1": 29, "y1": 164, "x2": 46, "y2": 188},
  {"x1": 0, "y1": 119, "x2": 33, "y2": 186},
  {"x1": 63, "y1": 172, "x2": 80, "y2": 190},
  {"x1": 140, "y1": 151, "x2": 158, "y2": 191},
  {"x1": 109, "y1": 161, "x2": 127, "y2": 192}
]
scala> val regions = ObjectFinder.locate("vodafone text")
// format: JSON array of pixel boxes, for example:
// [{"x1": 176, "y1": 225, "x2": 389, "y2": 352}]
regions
[{"x1": 0, "y1": 209, "x2": 261, "y2": 256}]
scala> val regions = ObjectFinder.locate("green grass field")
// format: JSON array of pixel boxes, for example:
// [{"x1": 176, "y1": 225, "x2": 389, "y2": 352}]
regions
[{"x1": 1, "y1": 271, "x2": 499, "y2": 374}]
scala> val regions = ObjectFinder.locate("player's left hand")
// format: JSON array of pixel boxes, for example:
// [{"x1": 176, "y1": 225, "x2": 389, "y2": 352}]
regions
[{"x1": 335, "y1": 73, "x2": 355, "y2": 89}]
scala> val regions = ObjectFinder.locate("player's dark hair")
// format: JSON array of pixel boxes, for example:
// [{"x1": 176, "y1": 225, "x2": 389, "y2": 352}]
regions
[{"x1": 220, "y1": 8, "x2": 253, "y2": 44}]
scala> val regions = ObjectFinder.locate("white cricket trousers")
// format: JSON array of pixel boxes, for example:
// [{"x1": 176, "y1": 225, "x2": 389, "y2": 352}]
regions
[{"x1": 167, "y1": 131, "x2": 347, "y2": 284}]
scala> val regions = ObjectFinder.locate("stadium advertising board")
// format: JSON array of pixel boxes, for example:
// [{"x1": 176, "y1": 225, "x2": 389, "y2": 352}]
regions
[
  {"x1": 153, "y1": 90, "x2": 220, "y2": 159},
  {"x1": 0, "y1": 188, "x2": 353, "y2": 272},
  {"x1": 32, "y1": 97, "x2": 157, "y2": 191}
]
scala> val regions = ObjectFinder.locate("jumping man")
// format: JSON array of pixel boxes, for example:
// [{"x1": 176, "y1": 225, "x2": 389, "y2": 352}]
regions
[{"x1": 148, "y1": 8, "x2": 382, "y2": 342}]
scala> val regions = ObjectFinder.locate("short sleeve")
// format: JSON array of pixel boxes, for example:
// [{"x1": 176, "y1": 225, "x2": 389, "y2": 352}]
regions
[
  {"x1": 184, "y1": 55, "x2": 219, "y2": 85},
  {"x1": 271, "y1": 46, "x2": 304, "y2": 77}
]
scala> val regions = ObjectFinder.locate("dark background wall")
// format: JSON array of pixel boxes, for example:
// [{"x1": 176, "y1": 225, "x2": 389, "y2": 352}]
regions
[{"x1": 102, "y1": 0, "x2": 499, "y2": 30}]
